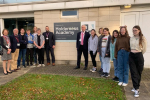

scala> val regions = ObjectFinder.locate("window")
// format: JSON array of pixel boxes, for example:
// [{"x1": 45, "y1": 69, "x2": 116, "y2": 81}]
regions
[{"x1": 61, "y1": 10, "x2": 78, "y2": 18}]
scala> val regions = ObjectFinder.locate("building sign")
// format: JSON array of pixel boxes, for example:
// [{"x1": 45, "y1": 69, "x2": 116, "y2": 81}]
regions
[
  {"x1": 54, "y1": 21, "x2": 95, "y2": 40},
  {"x1": 54, "y1": 22, "x2": 80, "y2": 40}
]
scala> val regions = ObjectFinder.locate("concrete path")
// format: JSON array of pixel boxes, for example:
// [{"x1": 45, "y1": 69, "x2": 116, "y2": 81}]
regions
[
  {"x1": 0, "y1": 64, "x2": 150, "y2": 100},
  {"x1": 0, "y1": 66, "x2": 31, "y2": 85}
]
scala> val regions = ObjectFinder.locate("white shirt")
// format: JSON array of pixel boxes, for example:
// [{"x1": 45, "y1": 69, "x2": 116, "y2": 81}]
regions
[{"x1": 102, "y1": 35, "x2": 109, "y2": 47}]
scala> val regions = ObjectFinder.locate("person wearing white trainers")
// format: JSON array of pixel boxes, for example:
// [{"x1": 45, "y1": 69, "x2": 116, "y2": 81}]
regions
[
  {"x1": 115, "y1": 26, "x2": 130, "y2": 87},
  {"x1": 34, "y1": 28, "x2": 45, "y2": 68},
  {"x1": 118, "y1": 82, "x2": 123, "y2": 86},
  {"x1": 37, "y1": 64, "x2": 41, "y2": 67},
  {"x1": 129, "y1": 25, "x2": 147, "y2": 98},
  {"x1": 42, "y1": 64, "x2": 45, "y2": 67},
  {"x1": 98, "y1": 28, "x2": 111, "y2": 77},
  {"x1": 88, "y1": 29, "x2": 98, "y2": 73}
]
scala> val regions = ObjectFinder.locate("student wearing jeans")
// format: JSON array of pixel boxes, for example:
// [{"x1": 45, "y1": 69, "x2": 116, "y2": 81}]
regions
[
  {"x1": 26, "y1": 29, "x2": 34, "y2": 66},
  {"x1": 98, "y1": 28, "x2": 111, "y2": 77},
  {"x1": 115, "y1": 26, "x2": 130, "y2": 87},
  {"x1": 88, "y1": 29, "x2": 98, "y2": 72},
  {"x1": 34, "y1": 28, "x2": 45, "y2": 67},
  {"x1": 17, "y1": 28, "x2": 28, "y2": 68},
  {"x1": 98, "y1": 28, "x2": 104, "y2": 73},
  {"x1": 129, "y1": 25, "x2": 147, "y2": 98},
  {"x1": 110, "y1": 30, "x2": 119, "y2": 82}
]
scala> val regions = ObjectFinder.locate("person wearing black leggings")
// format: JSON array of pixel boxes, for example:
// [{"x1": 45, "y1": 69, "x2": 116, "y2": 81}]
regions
[{"x1": 129, "y1": 25, "x2": 147, "y2": 98}]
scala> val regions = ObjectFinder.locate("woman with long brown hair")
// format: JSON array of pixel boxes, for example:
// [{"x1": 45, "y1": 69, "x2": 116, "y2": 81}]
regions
[
  {"x1": 89, "y1": 29, "x2": 98, "y2": 72},
  {"x1": 98, "y1": 28, "x2": 111, "y2": 77},
  {"x1": 1, "y1": 29, "x2": 12, "y2": 75},
  {"x1": 115, "y1": 26, "x2": 130, "y2": 86},
  {"x1": 129, "y1": 25, "x2": 147, "y2": 98},
  {"x1": 110, "y1": 30, "x2": 119, "y2": 82}
]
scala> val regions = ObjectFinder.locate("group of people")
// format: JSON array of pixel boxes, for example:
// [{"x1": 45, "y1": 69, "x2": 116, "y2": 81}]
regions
[
  {"x1": 1, "y1": 26, "x2": 55, "y2": 74},
  {"x1": 0, "y1": 24, "x2": 147, "y2": 98},
  {"x1": 75, "y1": 25, "x2": 147, "y2": 98}
]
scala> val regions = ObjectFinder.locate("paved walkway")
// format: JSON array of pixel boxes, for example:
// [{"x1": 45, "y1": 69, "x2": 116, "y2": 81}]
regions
[
  {"x1": 0, "y1": 66, "x2": 31, "y2": 85},
  {"x1": 0, "y1": 64, "x2": 150, "y2": 100}
]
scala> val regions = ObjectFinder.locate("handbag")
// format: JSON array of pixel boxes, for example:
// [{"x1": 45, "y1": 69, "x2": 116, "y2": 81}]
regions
[
  {"x1": 0, "y1": 46, "x2": 3, "y2": 55},
  {"x1": 0, "y1": 37, "x2": 3, "y2": 55}
]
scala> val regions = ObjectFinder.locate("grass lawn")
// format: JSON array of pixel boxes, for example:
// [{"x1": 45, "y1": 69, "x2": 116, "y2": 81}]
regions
[{"x1": 0, "y1": 74, "x2": 126, "y2": 100}]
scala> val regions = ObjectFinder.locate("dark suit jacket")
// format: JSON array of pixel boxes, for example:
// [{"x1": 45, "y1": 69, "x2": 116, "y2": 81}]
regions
[
  {"x1": 43, "y1": 31, "x2": 55, "y2": 48},
  {"x1": 97, "y1": 35, "x2": 111, "y2": 57},
  {"x1": 9, "y1": 34, "x2": 20, "y2": 53},
  {"x1": 76, "y1": 31, "x2": 90, "y2": 50},
  {"x1": 18, "y1": 34, "x2": 28, "y2": 48}
]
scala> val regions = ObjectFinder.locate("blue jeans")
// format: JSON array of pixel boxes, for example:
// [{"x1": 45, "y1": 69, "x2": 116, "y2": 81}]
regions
[
  {"x1": 113, "y1": 59, "x2": 118, "y2": 77},
  {"x1": 101, "y1": 48, "x2": 111, "y2": 73},
  {"x1": 99, "y1": 55, "x2": 103, "y2": 69},
  {"x1": 17, "y1": 49, "x2": 27, "y2": 66},
  {"x1": 117, "y1": 50, "x2": 129, "y2": 84},
  {"x1": 33, "y1": 47, "x2": 37, "y2": 64}
]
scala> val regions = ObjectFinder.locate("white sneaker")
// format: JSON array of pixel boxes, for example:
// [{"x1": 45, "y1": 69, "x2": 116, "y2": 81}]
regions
[
  {"x1": 42, "y1": 64, "x2": 45, "y2": 67},
  {"x1": 122, "y1": 83, "x2": 128, "y2": 87},
  {"x1": 90, "y1": 67, "x2": 94, "y2": 71},
  {"x1": 118, "y1": 82, "x2": 123, "y2": 86},
  {"x1": 33, "y1": 63, "x2": 36, "y2": 66},
  {"x1": 134, "y1": 90, "x2": 140, "y2": 98},
  {"x1": 37, "y1": 64, "x2": 41, "y2": 67},
  {"x1": 131, "y1": 88, "x2": 135, "y2": 92}
]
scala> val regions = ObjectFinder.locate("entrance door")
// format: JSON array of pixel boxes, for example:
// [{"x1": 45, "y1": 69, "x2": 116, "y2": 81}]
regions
[
  {"x1": 4, "y1": 18, "x2": 34, "y2": 35},
  {"x1": 120, "y1": 12, "x2": 139, "y2": 36},
  {"x1": 139, "y1": 11, "x2": 150, "y2": 67},
  {"x1": 121, "y1": 11, "x2": 150, "y2": 67}
]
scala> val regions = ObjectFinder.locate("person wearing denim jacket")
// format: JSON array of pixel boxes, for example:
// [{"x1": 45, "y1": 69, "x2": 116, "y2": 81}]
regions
[
  {"x1": 26, "y1": 29, "x2": 34, "y2": 66},
  {"x1": 110, "y1": 30, "x2": 119, "y2": 82}
]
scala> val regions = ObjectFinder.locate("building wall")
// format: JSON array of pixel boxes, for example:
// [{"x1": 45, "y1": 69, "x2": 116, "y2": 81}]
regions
[{"x1": 34, "y1": 6, "x2": 120, "y2": 62}]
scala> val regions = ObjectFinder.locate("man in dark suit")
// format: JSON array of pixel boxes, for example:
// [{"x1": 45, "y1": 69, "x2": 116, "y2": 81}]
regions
[
  {"x1": 9, "y1": 28, "x2": 20, "y2": 72},
  {"x1": 43, "y1": 26, "x2": 55, "y2": 66},
  {"x1": 74, "y1": 25, "x2": 90, "y2": 70}
]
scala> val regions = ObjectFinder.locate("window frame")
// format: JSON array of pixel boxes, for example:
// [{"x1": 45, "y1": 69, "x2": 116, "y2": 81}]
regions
[{"x1": 61, "y1": 10, "x2": 78, "y2": 18}]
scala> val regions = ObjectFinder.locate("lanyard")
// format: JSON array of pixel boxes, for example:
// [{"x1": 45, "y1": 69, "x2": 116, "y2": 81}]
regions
[
  {"x1": 15, "y1": 36, "x2": 19, "y2": 42},
  {"x1": 3, "y1": 36, "x2": 10, "y2": 45},
  {"x1": 46, "y1": 32, "x2": 49, "y2": 37}
]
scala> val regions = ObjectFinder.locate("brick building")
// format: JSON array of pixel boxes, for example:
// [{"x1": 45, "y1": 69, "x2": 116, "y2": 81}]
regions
[{"x1": 0, "y1": 0, "x2": 149, "y2": 67}]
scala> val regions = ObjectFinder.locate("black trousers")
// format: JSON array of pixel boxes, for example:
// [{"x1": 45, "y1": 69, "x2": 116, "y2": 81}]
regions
[
  {"x1": 129, "y1": 52, "x2": 144, "y2": 90},
  {"x1": 26, "y1": 48, "x2": 33, "y2": 64},
  {"x1": 90, "y1": 51, "x2": 97, "y2": 67},
  {"x1": 77, "y1": 45, "x2": 88, "y2": 68},
  {"x1": 45, "y1": 47, "x2": 55, "y2": 63},
  {"x1": 37, "y1": 48, "x2": 44, "y2": 64}
]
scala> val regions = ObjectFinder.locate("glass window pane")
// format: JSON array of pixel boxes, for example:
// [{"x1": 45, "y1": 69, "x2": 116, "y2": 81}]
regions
[{"x1": 62, "y1": 10, "x2": 77, "y2": 16}]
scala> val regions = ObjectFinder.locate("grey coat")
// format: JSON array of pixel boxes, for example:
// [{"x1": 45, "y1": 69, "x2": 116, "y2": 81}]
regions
[
  {"x1": 97, "y1": 35, "x2": 111, "y2": 57},
  {"x1": 34, "y1": 34, "x2": 45, "y2": 48}
]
